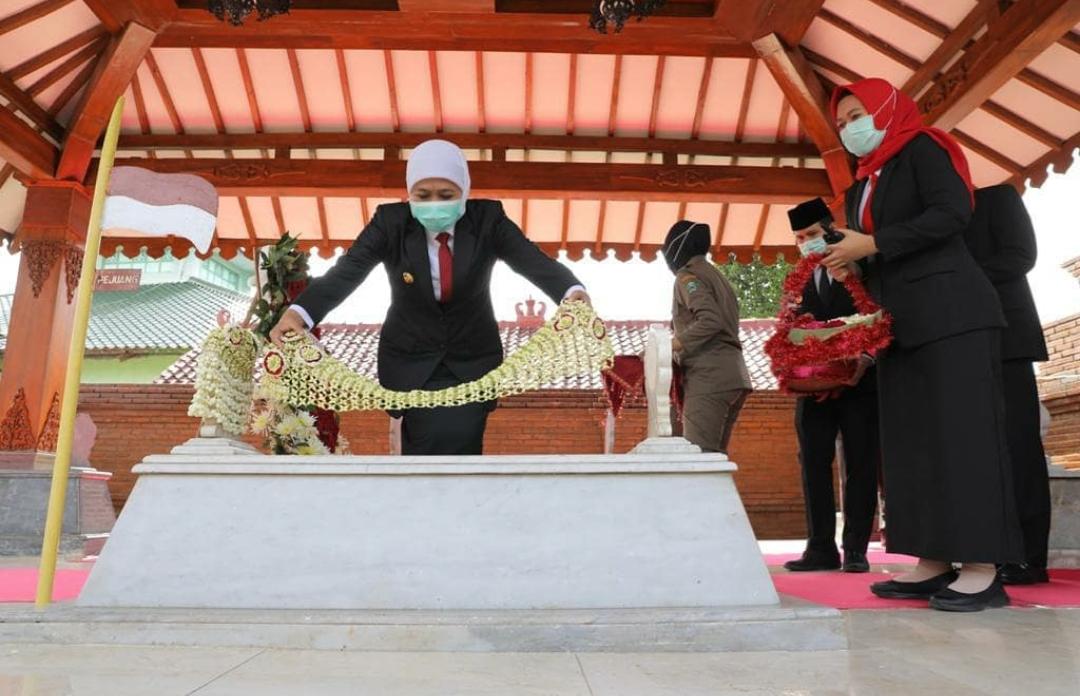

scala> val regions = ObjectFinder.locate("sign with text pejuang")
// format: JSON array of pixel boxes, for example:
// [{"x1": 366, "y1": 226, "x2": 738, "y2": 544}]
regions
[{"x1": 95, "y1": 269, "x2": 142, "y2": 292}]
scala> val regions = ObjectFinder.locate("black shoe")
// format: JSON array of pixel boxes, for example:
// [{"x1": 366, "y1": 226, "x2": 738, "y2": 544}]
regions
[
  {"x1": 929, "y1": 580, "x2": 1010, "y2": 612},
  {"x1": 870, "y1": 571, "x2": 958, "y2": 599},
  {"x1": 998, "y1": 564, "x2": 1050, "y2": 585},
  {"x1": 843, "y1": 551, "x2": 870, "y2": 573},
  {"x1": 783, "y1": 551, "x2": 841, "y2": 572}
]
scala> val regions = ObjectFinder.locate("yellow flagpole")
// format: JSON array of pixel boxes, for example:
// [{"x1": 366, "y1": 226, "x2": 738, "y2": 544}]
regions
[{"x1": 35, "y1": 96, "x2": 125, "y2": 608}]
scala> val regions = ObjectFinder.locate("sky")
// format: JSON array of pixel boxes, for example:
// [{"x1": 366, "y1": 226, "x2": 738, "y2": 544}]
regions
[{"x1": 2, "y1": 156, "x2": 1079, "y2": 326}]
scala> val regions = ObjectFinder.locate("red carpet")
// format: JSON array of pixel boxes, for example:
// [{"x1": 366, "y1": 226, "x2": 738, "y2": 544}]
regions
[
  {"x1": 0, "y1": 568, "x2": 88, "y2": 603},
  {"x1": 2, "y1": 563, "x2": 1079, "y2": 609},
  {"x1": 771, "y1": 569, "x2": 1080, "y2": 610}
]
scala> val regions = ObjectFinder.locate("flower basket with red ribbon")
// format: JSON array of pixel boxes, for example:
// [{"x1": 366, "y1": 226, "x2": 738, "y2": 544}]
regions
[{"x1": 764, "y1": 255, "x2": 893, "y2": 395}]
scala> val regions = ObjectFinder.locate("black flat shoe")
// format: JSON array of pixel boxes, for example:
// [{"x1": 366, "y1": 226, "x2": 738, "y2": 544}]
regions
[
  {"x1": 929, "y1": 581, "x2": 1010, "y2": 612},
  {"x1": 843, "y1": 551, "x2": 870, "y2": 573},
  {"x1": 783, "y1": 552, "x2": 841, "y2": 572},
  {"x1": 870, "y1": 571, "x2": 958, "y2": 599},
  {"x1": 998, "y1": 564, "x2": 1050, "y2": 585}
]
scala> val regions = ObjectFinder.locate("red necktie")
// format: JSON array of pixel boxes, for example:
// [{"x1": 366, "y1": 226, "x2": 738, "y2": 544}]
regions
[
  {"x1": 436, "y1": 232, "x2": 453, "y2": 303},
  {"x1": 860, "y1": 173, "x2": 878, "y2": 234}
]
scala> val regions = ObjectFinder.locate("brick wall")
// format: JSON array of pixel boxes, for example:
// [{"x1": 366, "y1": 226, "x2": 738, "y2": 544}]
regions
[
  {"x1": 77, "y1": 384, "x2": 808, "y2": 540},
  {"x1": 1041, "y1": 312, "x2": 1080, "y2": 469}
]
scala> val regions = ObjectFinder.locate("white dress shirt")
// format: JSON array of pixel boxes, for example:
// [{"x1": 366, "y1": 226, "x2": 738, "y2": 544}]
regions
[{"x1": 290, "y1": 222, "x2": 584, "y2": 327}]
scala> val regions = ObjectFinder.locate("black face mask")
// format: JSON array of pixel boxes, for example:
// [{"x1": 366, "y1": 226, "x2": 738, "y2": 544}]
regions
[{"x1": 662, "y1": 221, "x2": 711, "y2": 273}]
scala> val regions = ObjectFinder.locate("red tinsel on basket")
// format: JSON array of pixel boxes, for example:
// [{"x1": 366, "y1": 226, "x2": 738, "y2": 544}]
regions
[{"x1": 764, "y1": 255, "x2": 893, "y2": 395}]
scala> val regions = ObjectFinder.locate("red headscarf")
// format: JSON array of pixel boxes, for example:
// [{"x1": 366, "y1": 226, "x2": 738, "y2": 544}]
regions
[{"x1": 830, "y1": 78, "x2": 973, "y2": 203}]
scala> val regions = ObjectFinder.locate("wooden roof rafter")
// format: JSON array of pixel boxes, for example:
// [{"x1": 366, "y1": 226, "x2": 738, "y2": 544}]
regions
[
  {"x1": 0, "y1": 0, "x2": 76, "y2": 36},
  {"x1": 25, "y1": 35, "x2": 108, "y2": 97},
  {"x1": 712, "y1": 56, "x2": 759, "y2": 259},
  {"x1": 1008, "y1": 131, "x2": 1080, "y2": 189},
  {"x1": 7, "y1": 26, "x2": 108, "y2": 82},
  {"x1": 918, "y1": 0, "x2": 1080, "y2": 131}
]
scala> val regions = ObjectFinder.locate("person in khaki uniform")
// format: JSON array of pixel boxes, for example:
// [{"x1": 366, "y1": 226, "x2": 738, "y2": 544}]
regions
[{"x1": 662, "y1": 220, "x2": 753, "y2": 454}]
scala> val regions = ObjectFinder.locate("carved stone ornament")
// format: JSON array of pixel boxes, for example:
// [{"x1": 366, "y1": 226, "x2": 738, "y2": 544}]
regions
[
  {"x1": 0, "y1": 388, "x2": 37, "y2": 451},
  {"x1": 22, "y1": 240, "x2": 64, "y2": 299},
  {"x1": 35, "y1": 392, "x2": 61, "y2": 452},
  {"x1": 64, "y1": 245, "x2": 83, "y2": 304}
]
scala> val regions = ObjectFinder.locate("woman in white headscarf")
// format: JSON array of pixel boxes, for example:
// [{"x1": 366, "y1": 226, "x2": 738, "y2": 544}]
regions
[{"x1": 271, "y1": 139, "x2": 589, "y2": 455}]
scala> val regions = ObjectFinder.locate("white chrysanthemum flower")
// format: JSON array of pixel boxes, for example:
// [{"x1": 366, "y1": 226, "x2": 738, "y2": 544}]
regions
[{"x1": 250, "y1": 411, "x2": 272, "y2": 434}]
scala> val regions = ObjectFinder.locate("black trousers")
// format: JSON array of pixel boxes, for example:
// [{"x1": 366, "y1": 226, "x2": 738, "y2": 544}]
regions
[
  {"x1": 795, "y1": 390, "x2": 880, "y2": 555},
  {"x1": 1002, "y1": 360, "x2": 1052, "y2": 568},
  {"x1": 400, "y1": 363, "x2": 492, "y2": 455}
]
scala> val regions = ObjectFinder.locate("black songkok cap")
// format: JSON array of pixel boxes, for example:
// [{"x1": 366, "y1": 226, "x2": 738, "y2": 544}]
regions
[{"x1": 787, "y1": 197, "x2": 833, "y2": 231}]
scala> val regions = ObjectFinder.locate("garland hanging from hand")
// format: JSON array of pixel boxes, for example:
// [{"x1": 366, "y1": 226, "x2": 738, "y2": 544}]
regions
[
  {"x1": 188, "y1": 324, "x2": 260, "y2": 436},
  {"x1": 258, "y1": 300, "x2": 615, "y2": 412}
]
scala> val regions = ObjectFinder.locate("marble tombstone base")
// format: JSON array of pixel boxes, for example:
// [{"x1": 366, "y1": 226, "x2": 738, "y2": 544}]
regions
[{"x1": 59, "y1": 437, "x2": 848, "y2": 651}]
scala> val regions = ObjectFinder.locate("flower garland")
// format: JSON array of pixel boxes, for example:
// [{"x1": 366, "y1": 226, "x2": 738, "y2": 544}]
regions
[
  {"x1": 258, "y1": 300, "x2": 615, "y2": 412},
  {"x1": 764, "y1": 255, "x2": 893, "y2": 394},
  {"x1": 188, "y1": 324, "x2": 260, "y2": 435}
]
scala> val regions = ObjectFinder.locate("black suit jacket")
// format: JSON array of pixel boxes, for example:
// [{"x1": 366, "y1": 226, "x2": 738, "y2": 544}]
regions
[
  {"x1": 963, "y1": 184, "x2": 1048, "y2": 362},
  {"x1": 293, "y1": 199, "x2": 581, "y2": 391},
  {"x1": 845, "y1": 134, "x2": 1004, "y2": 349},
  {"x1": 798, "y1": 271, "x2": 876, "y2": 395}
]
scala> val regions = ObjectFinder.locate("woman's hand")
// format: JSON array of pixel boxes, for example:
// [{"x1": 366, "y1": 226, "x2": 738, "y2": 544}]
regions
[
  {"x1": 269, "y1": 307, "x2": 308, "y2": 348},
  {"x1": 823, "y1": 229, "x2": 877, "y2": 271}
]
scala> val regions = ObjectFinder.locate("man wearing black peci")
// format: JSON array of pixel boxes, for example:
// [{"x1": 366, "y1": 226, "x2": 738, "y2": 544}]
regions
[
  {"x1": 783, "y1": 197, "x2": 880, "y2": 574},
  {"x1": 964, "y1": 184, "x2": 1051, "y2": 585}
]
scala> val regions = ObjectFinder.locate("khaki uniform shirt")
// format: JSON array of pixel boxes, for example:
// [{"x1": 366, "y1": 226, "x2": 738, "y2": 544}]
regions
[{"x1": 672, "y1": 256, "x2": 752, "y2": 393}]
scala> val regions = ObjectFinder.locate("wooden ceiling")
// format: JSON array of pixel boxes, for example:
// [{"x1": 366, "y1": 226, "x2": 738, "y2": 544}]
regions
[{"x1": 0, "y1": 0, "x2": 1078, "y2": 262}]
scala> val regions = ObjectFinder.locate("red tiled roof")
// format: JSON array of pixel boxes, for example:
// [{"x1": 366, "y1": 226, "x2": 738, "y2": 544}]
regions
[{"x1": 155, "y1": 319, "x2": 779, "y2": 391}]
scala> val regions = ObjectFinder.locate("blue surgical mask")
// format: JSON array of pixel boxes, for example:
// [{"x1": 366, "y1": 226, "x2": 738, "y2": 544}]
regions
[
  {"x1": 410, "y1": 199, "x2": 465, "y2": 232},
  {"x1": 839, "y1": 89, "x2": 896, "y2": 157},
  {"x1": 840, "y1": 115, "x2": 886, "y2": 157},
  {"x1": 799, "y1": 237, "x2": 828, "y2": 257}
]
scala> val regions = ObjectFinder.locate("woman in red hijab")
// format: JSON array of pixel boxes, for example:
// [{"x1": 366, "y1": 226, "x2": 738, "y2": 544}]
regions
[{"x1": 821, "y1": 78, "x2": 1023, "y2": 612}]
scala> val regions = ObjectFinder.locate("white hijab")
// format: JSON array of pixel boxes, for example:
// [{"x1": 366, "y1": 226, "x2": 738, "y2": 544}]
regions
[{"x1": 406, "y1": 139, "x2": 471, "y2": 200}]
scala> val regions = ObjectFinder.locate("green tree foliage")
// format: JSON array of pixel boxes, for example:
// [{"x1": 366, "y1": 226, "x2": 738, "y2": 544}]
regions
[
  {"x1": 252, "y1": 233, "x2": 311, "y2": 340},
  {"x1": 714, "y1": 255, "x2": 792, "y2": 319}
]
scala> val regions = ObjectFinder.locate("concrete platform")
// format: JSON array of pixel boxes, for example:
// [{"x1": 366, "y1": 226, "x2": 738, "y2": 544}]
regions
[
  {"x1": 0, "y1": 599, "x2": 846, "y2": 653},
  {"x1": 79, "y1": 447, "x2": 778, "y2": 611}
]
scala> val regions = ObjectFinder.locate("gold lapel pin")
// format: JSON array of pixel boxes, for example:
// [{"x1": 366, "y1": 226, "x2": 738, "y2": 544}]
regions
[{"x1": 402, "y1": 272, "x2": 414, "y2": 285}]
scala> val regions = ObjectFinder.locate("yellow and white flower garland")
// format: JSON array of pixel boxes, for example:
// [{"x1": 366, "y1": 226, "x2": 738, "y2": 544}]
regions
[
  {"x1": 259, "y1": 300, "x2": 614, "y2": 412},
  {"x1": 188, "y1": 324, "x2": 259, "y2": 435}
]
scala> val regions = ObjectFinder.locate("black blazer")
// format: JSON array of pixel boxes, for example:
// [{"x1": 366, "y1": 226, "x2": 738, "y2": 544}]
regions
[
  {"x1": 963, "y1": 184, "x2": 1048, "y2": 362},
  {"x1": 293, "y1": 199, "x2": 581, "y2": 391},
  {"x1": 845, "y1": 134, "x2": 1004, "y2": 348},
  {"x1": 798, "y1": 272, "x2": 876, "y2": 395}
]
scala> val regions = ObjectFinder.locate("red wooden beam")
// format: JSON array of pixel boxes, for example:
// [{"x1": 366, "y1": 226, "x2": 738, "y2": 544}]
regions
[
  {"x1": 0, "y1": 71, "x2": 64, "y2": 142},
  {"x1": 0, "y1": 106, "x2": 58, "y2": 179},
  {"x1": 714, "y1": 0, "x2": 824, "y2": 46},
  {"x1": 864, "y1": 0, "x2": 950, "y2": 39},
  {"x1": 8, "y1": 26, "x2": 108, "y2": 81},
  {"x1": 56, "y1": 22, "x2": 158, "y2": 181},
  {"x1": 753, "y1": 33, "x2": 853, "y2": 196},
  {"x1": 26, "y1": 37, "x2": 108, "y2": 97},
  {"x1": 336, "y1": 49, "x2": 356, "y2": 132},
  {"x1": 117, "y1": 131, "x2": 819, "y2": 158},
  {"x1": 158, "y1": 8, "x2": 752, "y2": 56},
  {"x1": 0, "y1": 0, "x2": 76, "y2": 36},
  {"x1": 397, "y1": 0, "x2": 495, "y2": 10},
  {"x1": 903, "y1": 1, "x2": 991, "y2": 98},
  {"x1": 919, "y1": 0, "x2": 1080, "y2": 131},
  {"x1": 48, "y1": 58, "x2": 98, "y2": 117},
  {"x1": 81, "y1": 0, "x2": 177, "y2": 32},
  {"x1": 92, "y1": 157, "x2": 833, "y2": 203}
]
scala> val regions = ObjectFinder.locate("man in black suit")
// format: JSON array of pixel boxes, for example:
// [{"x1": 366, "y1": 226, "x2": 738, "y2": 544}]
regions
[
  {"x1": 270, "y1": 139, "x2": 587, "y2": 455},
  {"x1": 964, "y1": 184, "x2": 1051, "y2": 585},
  {"x1": 783, "y1": 198, "x2": 880, "y2": 573}
]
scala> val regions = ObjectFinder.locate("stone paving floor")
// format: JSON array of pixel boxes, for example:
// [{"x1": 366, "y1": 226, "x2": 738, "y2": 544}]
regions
[{"x1": 0, "y1": 607, "x2": 1078, "y2": 695}]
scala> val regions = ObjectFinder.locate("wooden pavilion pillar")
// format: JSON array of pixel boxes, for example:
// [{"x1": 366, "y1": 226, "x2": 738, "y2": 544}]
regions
[{"x1": 0, "y1": 181, "x2": 91, "y2": 470}]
